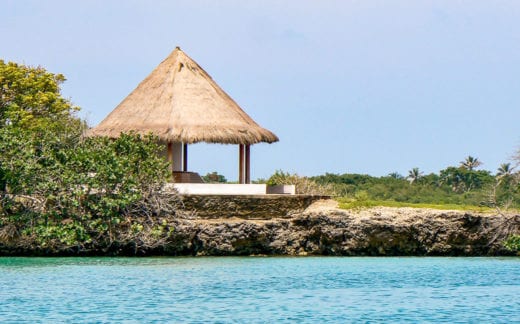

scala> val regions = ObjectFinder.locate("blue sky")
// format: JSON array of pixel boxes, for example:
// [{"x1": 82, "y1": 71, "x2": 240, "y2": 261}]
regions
[{"x1": 2, "y1": 1, "x2": 520, "y2": 181}]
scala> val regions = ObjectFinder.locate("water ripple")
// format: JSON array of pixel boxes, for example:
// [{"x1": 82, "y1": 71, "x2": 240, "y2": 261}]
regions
[{"x1": 0, "y1": 257, "x2": 518, "y2": 323}]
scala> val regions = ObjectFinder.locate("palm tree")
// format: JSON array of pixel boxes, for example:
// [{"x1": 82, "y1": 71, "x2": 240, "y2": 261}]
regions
[
  {"x1": 407, "y1": 167, "x2": 423, "y2": 184},
  {"x1": 460, "y1": 156, "x2": 482, "y2": 171},
  {"x1": 496, "y1": 163, "x2": 514, "y2": 179}
]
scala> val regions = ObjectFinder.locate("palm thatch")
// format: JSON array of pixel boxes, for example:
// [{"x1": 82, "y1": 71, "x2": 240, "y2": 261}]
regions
[{"x1": 87, "y1": 47, "x2": 278, "y2": 145}]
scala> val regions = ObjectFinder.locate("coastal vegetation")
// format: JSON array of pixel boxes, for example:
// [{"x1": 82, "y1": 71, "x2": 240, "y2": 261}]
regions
[
  {"x1": 310, "y1": 166, "x2": 519, "y2": 210},
  {"x1": 504, "y1": 235, "x2": 520, "y2": 254},
  {"x1": 0, "y1": 60, "x2": 174, "y2": 252},
  {"x1": 1, "y1": 59, "x2": 518, "y2": 255},
  {"x1": 266, "y1": 169, "x2": 520, "y2": 253},
  {"x1": 263, "y1": 162, "x2": 520, "y2": 212}
]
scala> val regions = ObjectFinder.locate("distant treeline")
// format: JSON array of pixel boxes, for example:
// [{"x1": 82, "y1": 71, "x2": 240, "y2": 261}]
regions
[
  {"x1": 260, "y1": 159, "x2": 519, "y2": 209},
  {"x1": 309, "y1": 163, "x2": 519, "y2": 208}
]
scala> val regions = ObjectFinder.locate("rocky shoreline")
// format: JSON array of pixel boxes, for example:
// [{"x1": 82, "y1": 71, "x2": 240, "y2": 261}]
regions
[
  {"x1": 166, "y1": 200, "x2": 520, "y2": 256},
  {"x1": 1, "y1": 200, "x2": 519, "y2": 256}
]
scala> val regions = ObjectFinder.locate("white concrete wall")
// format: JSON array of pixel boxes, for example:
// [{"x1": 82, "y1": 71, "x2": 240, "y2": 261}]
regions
[
  {"x1": 172, "y1": 183, "x2": 267, "y2": 195},
  {"x1": 266, "y1": 185, "x2": 296, "y2": 195}
]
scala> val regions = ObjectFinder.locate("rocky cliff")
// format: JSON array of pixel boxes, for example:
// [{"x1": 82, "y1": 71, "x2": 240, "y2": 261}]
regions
[{"x1": 157, "y1": 200, "x2": 519, "y2": 256}]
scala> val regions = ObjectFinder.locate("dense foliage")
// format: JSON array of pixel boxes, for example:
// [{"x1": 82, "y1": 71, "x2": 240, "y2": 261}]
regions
[
  {"x1": 260, "y1": 157, "x2": 520, "y2": 210},
  {"x1": 0, "y1": 60, "x2": 173, "y2": 252},
  {"x1": 310, "y1": 165, "x2": 519, "y2": 209}
]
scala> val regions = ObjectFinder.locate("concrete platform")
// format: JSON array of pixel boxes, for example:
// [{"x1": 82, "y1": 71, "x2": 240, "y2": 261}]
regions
[{"x1": 166, "y1": 183, "x2": 296, "y2": 195}]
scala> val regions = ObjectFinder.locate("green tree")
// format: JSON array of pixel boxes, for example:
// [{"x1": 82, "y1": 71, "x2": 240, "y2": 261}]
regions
[
  {"x1": 0, "y1": 60, "x2": 81, "y2": 132},
  {"x1": 439, "y1": 166, "x2": 493, "y2": 193},
  {"x1": 202, "y1": 172, "x2": 227, "y2": 183},
  {"x1": 0, "y1": 60, "x2": 84, "y2": 200},
  {"x1": 407, "y1": 168, "x2": 423, "y2": 185},
  {"x1": 497, "y1": 163, "x2": 513, "y2": 177},
  {"x1": 460, "y1": 156, "x2": 482, "y2": 171},
  {"x1": 496, "y1": 163, "x2": 515, "y2": 183},
  {"x1": 489, "y1": 163, "x2": 519, "y2": 209}
]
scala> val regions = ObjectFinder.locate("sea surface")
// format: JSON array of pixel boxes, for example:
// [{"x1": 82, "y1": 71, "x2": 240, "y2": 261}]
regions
[{"x1": 0, "y1": 257, "x2": 518, "y2": 323}]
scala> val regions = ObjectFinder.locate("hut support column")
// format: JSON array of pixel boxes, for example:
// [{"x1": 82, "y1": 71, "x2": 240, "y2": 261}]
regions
[
  {"x1": 245, "y1": 145, "x2": 250, "y2": 184},
  {"x1": 172, "y1": 142, "x2": 186, "y2": 171},
  {"x1": 239, "y1": 145, "x2": 244, "y2": 184},
  {"x1": 238, "y1": 144, "x2": 251, "y2": 184},
  {"x1": 183, "y1": 143, "x2": 188, "y2": 172}
]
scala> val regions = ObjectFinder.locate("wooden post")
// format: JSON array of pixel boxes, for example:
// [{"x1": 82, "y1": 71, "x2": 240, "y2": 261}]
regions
[
  {"x1": 245, "y1": 145, "x2": 251, "y2": 184},
  {"x1": 239, "y1": 144, "x2": 244, "y2": 184},
  {"x1": 183, "y1": 143, "x2": 188, "y2": 172}
]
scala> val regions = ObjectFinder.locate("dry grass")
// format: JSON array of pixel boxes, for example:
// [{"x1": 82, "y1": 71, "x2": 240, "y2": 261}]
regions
[{"x1": 266, "y1": 171, "x2": 334, "y2": 195}]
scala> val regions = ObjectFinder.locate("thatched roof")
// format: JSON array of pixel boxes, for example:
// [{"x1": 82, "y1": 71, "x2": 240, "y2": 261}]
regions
[{"x1": 88, "y1": 47, "x2": 278, "y2": 145}]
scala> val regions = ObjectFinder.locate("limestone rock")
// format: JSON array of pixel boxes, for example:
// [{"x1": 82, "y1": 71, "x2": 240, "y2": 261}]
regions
[{"x1": 159, "y1": 201, "x2": 520, "y2": 256}]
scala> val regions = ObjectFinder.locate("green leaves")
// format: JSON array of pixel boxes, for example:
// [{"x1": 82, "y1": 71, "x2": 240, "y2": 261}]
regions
[
  {"x1": 0, "y1": 60, "x2": 80, "y2": 132},
  {"x1": 202, "y1": 172, "x2": 228, "y2": 183},
  {"x1": 407, "y1": 167, "x2": 423, "y2": 185},
  {"x1": 460, "y1": 156, "x2": 483, "y2": 171},
  {"x1": 503, "y1": 235, "x2": 520, "y2": 254},
  {"x1": 0, "y1": 130, "x2": 171, "y2": 247},
  {"x1": 439, "y1": 166, "x2": 494, "y2": 193},
  {"x1": 0, "y1": 59, "x2": 175, "y2": 252},
  {"x1": 310, "y1": 168, "x2": 511, "y2": 207}
]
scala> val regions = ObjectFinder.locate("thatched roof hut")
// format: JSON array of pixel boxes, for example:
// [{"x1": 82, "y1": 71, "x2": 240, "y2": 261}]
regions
[
  {"x1": 88, "y1": 47, "x2": 278, "y2": 145},
  {"x1": 88, "y1": 47, "x2": 278, "y2": 183}
]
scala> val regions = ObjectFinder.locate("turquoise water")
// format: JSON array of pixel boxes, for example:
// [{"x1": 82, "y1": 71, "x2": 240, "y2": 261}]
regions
[{"x1": 0, "y1": 257, "x2": 518, "y2": 323}]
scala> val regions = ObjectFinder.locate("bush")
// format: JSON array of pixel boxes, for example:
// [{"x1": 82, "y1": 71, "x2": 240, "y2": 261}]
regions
[
  {"x1": 0, "y1": 129, "x2": 173, "y2": 248},
  {"x1": 202, "y1": 172, "x2": 227, "y2": 183},
  {"x1": 503, "y1": 235, "x2": 520, "y2": 254},
  {"x1": 267, "y1": 170, "x2": 333, "y2": 195}
]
